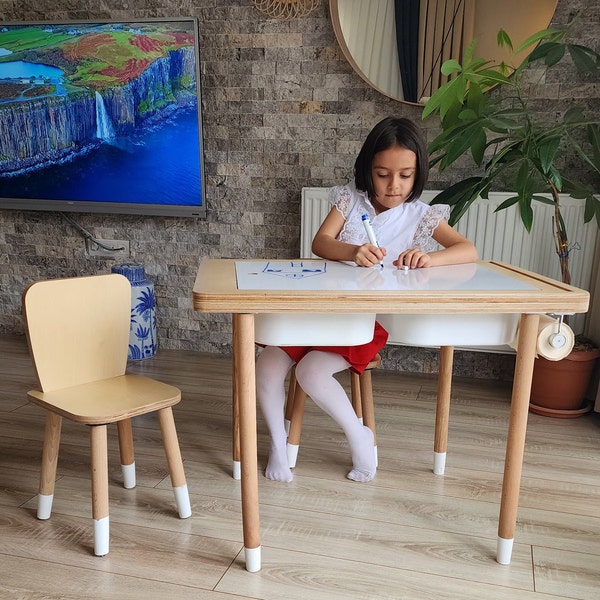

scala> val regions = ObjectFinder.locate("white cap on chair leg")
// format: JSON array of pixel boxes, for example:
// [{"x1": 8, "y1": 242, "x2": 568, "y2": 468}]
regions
[
  {"x1": 286, "y1": 443, "x2": 299, "y2": 468},
  {"x1": 245, "y1": 545, "x2": 262, "y2": 572},
  {"x1": 232, "y1": 460, "x2": 241, "y2": 480},
  {"x1": 433, "y1": 451, "x2": 446, "y2": 475},
  {"x1": 174, "y1": 483, "x2": 192, "y2": 519},
  {"x1": 496, "y1": 536, "x2": 514, "y2": 565},
  {"x1": 121, "y1": 462, "x2": 136, "y2": 489},
  {"x1": 94, "y1": 516, "x2": 110, "y2": 556},
  {"x1": 37, "y1": 494, "x2": 54, "y2": 520}
]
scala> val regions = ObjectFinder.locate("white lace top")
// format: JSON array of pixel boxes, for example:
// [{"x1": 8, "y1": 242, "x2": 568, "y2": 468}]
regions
[{"x1": 328, "y1": 182, "x2": 450, "y2": 267}]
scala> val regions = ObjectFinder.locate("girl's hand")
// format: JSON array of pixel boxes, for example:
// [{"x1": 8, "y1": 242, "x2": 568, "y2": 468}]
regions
[
  {"x1": 394, "y1": 248, "x2": 431, "y2": 269},
  {"x1": 354, "y1": 243, "x2": 386, "y2": 268}
]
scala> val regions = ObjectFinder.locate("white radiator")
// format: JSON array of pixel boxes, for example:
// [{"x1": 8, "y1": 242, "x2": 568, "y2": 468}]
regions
[{"x1": 301, "y1": 187, "x2": 599, "y2": 333}]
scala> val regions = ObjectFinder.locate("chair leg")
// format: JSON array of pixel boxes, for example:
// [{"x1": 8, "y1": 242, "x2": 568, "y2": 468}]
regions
[
  {"x1": 286, "y1": 363, "x2": 379, "y2": 469},
  {"x1": 90, "y1": 424, "x2": 110, "y2": 556},
  {"x1": 38, "y1": 412, "x2": 62, "y2": 520},
  {"x1": 157, "y1": 407, "x2": 192, "y2": 519},
  {"x1": 350, "y1": 372, "x2": 364, "y2": 422},
  {"x1": 284, "y1": 365, "x2": 298, "y2": 435},
  {"x1": 117, "y1": 419, "x2": 136, "y2": 489},
  {"x1": 358, "y1": 368, "x2": 378, "y2": 467},
  {"x1": 286, "y1": 381, "x2": 307, "y2": 468},
  {"x1": 434, "y1": 346, "x2": 454, "y2": 475}
]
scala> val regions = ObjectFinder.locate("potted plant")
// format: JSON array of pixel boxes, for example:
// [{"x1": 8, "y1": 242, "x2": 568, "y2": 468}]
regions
[{"x1": 421, "y1": 16, "x2": 600, "y2": 416}]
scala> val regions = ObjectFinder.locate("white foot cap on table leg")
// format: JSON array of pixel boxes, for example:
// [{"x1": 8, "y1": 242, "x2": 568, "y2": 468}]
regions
[
  {"x1": 496, "y1": 536, "x2": 514, "y2": 565},
  {"x1": 433, "y1": 451, "x2": 446, "y2": 475},
  {"x1": 245, "y1": 545, "x2": 262, "y2": 572},
  {"x1": 287, "y1": 443, "x2": 299, "y2": 468},
  {"x1": 174, "y1": 484, "x2": 192, "y2": 519},
  {"x1": 232, "y1": 460, "x2": 241, "y2": 480},
  {"x1": 121, "y1": 462, "x2": 136, "y2": 489},
  {"x1": 37, "y1": 494, "x2": 54, "y2": 520},
  {"x1": 94, "y1": 516, "x2": 110, "y2": 556}
]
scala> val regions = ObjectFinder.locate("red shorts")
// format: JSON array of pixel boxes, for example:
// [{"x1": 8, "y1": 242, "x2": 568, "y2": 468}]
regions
[{"x1": 279, "y1": 321, "x2": 388, "y2": 374}]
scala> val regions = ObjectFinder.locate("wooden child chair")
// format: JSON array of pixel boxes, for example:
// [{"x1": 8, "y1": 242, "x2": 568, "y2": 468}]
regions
[{"x1": 22, "y1": 273, "x2": 191, "y2": 556}]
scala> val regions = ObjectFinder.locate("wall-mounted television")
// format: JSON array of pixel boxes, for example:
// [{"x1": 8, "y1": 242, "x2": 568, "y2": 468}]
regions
[{"x1": 0, "y1": 18, "x2": 205, "y2": 218}]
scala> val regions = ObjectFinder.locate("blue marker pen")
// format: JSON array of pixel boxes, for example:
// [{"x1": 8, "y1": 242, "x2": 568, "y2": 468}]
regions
[{"x1": 361, "y1": 214, "x2": 384, "y2": 268}]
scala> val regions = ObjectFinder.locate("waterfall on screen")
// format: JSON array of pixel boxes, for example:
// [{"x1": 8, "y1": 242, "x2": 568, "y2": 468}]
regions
[{"x1": 95, "y1": 92, "x2": 115, "y2": 140}]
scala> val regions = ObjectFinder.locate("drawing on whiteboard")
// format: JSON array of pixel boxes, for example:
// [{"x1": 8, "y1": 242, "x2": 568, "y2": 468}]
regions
[{"x1": 263, "y1": 260, "x2": 327, "y2": 278}]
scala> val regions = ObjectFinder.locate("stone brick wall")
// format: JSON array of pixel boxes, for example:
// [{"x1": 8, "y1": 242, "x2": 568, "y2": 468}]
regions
[{"x1": 0, "y1": 0, "x2": 597, "y2": 379}]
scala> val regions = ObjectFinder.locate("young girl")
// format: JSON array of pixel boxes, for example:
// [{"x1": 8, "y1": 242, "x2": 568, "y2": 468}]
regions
[{"x1": 256, "y1": 116, "x2": 477, "y2": 484}]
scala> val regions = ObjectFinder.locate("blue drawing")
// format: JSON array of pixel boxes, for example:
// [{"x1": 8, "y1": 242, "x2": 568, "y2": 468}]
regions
[{"x1": 263, "y1": 261, "x2": 327, "y2": 278}]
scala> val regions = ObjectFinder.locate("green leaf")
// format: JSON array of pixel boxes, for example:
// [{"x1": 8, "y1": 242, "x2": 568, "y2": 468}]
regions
[
  {"x1": 458, "y1": 108, "x2": 478, "y2": 121},
  {"x1": 518, "y1": 193, "x2": 534, "y2": 232},
  {"x1": 563, "y1": 106, "x2": 585, "y2": 124},
  {"x1": 564, "y1": 126, "x2": 600, "y2": 177},
  {"x1": 466, "y1": 83, "x2": 485, "y2": 114},
  {"x1": 496, "y1": 29, "x2": 513, "y2": 51},
  {"x1": 546, "y1": 166, "x2": 563, "y2": 191},
  {"x1": 430, "y1": 178, "x2": 493, "y2": 225},
  {"x1": 494, "y1": 196, "x2": 519, "y2": 211},
  {"x1": 568, "y1": 44, "x2": 600, "y2": 73},
  {"x1": 469, "y1": 69, "x2": 512, "y2": 87},
  {"x1": 470, "y1": 129, "x2": 487, "y2": 165},
  {"x1": 531, "y1": 42, "x2": 566, "y2": 67},
  {"x1": 515, "y1": 28, "x2": 562, "y2": 55},
  {"x1": 532, "y1": 194, "x2": 556, "y2": 206},
  {"x1": 440, "y1": 121, "x2": 488, "y2": 168},
  {"x1": 487, "y1": 114, "x2": 526, "y2": 131},
  {"x1": 422, "y1": 76, "x2": 465, "y2": 119},
  {"x1": 537, "y1": 136, "x2": 561, "y2": 174},
  {"x1": 441, "y1": 59, "x2": 462, "y2": 76},
  {"x1": 439, "y1": 77, "x2": 467, "y2": 121},
  {"x1": 461, "y1": 38, "x2": 479, "y2": 65},
  {"x1": 588, "y1": 124, "x2": 600, "y2": 169},
  {"x1": 515, "y1": 161, "x2": 531, "y2": 191},
  {"x1": 584, "y1": 194, "x2": 599, "y2": 223}
]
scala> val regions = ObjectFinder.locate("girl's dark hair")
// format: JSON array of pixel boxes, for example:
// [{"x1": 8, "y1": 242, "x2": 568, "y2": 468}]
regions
[{"x1": 354, "y1": 117, "x2": 429, "y2": 202}]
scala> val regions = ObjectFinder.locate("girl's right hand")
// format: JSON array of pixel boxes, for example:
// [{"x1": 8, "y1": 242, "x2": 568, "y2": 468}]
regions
[{"x1": 354, "y1": 243, "x2": 385, "y2": 268}]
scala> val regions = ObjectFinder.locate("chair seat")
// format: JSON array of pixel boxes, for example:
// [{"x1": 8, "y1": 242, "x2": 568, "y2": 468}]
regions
[{"x1": 28, "y1": 374, "x2": 181, "y2": 425}]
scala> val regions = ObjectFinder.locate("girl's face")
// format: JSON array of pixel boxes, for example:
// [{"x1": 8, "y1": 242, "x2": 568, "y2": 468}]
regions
[{"x1": 370, "y1": 144, "x2": 417, "y2": 212}]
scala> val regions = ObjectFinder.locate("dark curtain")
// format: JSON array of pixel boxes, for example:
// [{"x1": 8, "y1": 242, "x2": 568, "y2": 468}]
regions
[{"x1": 395, "y1": 0, "x2": 420, "y2": 103}]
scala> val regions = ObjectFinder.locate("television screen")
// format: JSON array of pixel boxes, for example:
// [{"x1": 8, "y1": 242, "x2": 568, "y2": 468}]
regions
[{"x1": 0, "y1": 18, "x2": 205, "y2": 218}]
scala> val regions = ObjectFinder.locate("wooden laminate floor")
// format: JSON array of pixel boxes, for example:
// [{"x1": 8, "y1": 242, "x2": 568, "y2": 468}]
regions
[{"x1": 1, "y1": 334, "x2": 599, "y2": 599}]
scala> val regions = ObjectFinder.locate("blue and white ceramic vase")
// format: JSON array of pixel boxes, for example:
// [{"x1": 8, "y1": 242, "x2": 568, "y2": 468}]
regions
[{"x1": 111, "y1": 264, "x2": 157, "y2": 360}]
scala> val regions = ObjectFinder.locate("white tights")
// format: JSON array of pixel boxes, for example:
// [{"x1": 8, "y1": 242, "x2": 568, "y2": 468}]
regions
[{"x1": 256, "y1": 346, "x2": 376, "y2": 483}]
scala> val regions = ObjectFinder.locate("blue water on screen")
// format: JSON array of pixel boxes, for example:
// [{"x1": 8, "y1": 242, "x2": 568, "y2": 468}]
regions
[{"x1": 0, "y1": 106, "x2": 202, "y2": 207}]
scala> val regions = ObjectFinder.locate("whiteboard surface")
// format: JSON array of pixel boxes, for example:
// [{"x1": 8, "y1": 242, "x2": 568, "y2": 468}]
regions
[{"x1": 235, "y1": 260, "x2": 536, "y2": 292}]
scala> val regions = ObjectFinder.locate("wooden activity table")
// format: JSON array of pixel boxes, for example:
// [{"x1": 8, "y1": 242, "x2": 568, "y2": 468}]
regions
[{"x1": 192, "y1": 259, "x2": 589, "y2": 572}]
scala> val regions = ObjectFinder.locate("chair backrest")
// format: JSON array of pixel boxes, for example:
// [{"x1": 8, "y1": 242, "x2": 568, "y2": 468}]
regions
[{"x1": 22, "y1": 274, "x2": 131, "y2": 392}]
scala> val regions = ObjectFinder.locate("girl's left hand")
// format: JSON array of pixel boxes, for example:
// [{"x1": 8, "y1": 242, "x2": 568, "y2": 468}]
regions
[{"x1": 394, "y1": 248, "x2": 431, "y2": 269}]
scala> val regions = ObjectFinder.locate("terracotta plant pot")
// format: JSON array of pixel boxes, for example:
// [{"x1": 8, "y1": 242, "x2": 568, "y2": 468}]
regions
[{"x1": 529, "y1": 348, "x2": 600, "y2": 417}]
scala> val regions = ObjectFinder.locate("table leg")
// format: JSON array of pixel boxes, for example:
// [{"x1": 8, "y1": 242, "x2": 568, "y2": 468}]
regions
[
  {"x1": 496, "y1": 312, "x2": 540, "y2": 564},
  {"x1": 233, "y1": 313, "x2": 261, "y2": 572},
  {"x1": 434, "y1": 345, "x2": 454, "y2": 475},
  {"x1": 232, "y1": 349, "x2": 241, "y2": 481}
]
